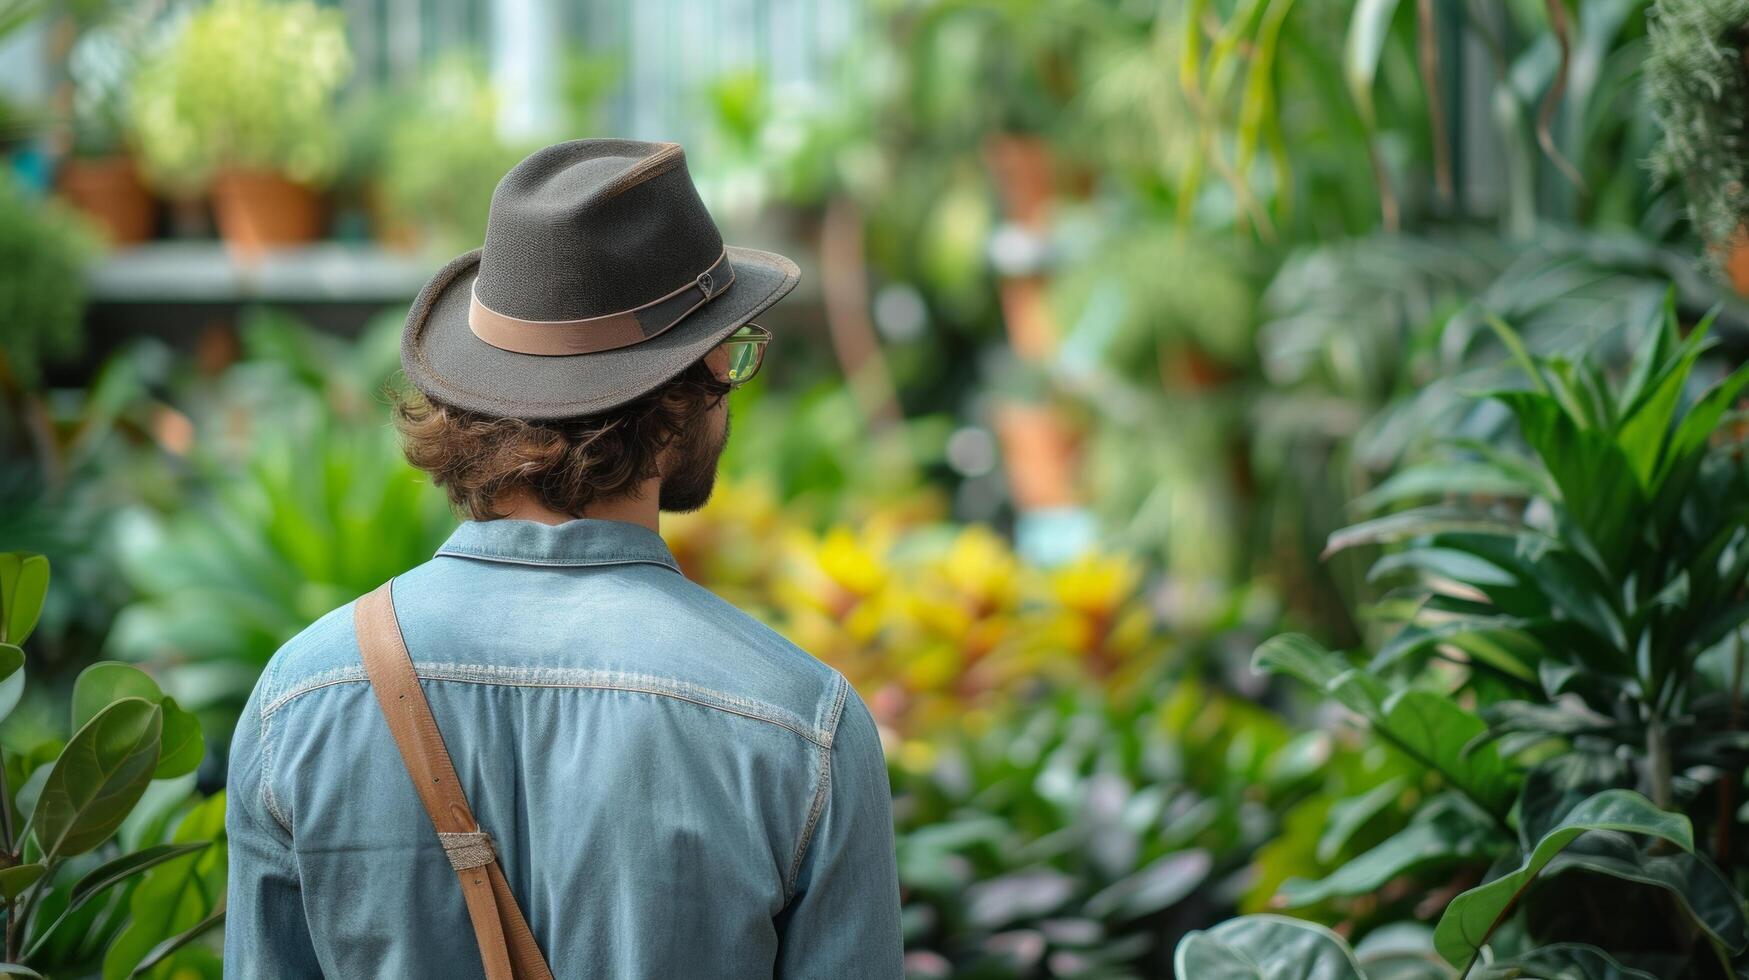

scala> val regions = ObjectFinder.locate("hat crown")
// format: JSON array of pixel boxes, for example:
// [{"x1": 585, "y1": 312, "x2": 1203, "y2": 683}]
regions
[{"x1": 474, "y1": 139, "x2": 725, "y2": 322}]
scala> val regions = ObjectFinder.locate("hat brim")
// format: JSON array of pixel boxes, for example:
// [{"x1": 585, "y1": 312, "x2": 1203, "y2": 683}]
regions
[{"x1": 401, "y1": 244, "x2": 800, "y2": 420}]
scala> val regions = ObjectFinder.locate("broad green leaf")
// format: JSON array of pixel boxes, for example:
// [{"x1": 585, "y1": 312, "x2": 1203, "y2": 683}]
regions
[
  {"x1": 1253, "y1": 634, "x2": 1389, "y2": 719},
  {"x1": 0, "y1": 862, "x2": 45, "y2": 900},
  {"x1": 1370, "y1": 618, "x2": 1537, "y2": 681},
  {"x1": 1084, "y1": 849, "x2": 1211, "y2": 920},
  {"x1": 1367, "y1": 548, "x2": 1518, "y2": 588},
  {"x1": 1615, "y1": 321, "x2": 1708, "y2": 490},
  {"x1": 1353, "y1": 923, "x2": 1456, "y2": 979},
  {"x1": 1657, "y1": 360, "x2": 1749, "y2": 488},
  {"x1": 1378, "y1": 690, "x2": 1515, "y2": 818},
  {"x1": 1317, "y1": 777, "x2": 1407, "y2": 863},
  {"x1": 1284, "y1": 796, "x2": 1499, "y2": 906},
  {"x1": 1344, "y1": 0, "x2": 1402, "y2": 126},
  {"x1": 1542, "y1": 833, "x2": 1748, "y2": 954},
  {"x1": 1352, "y1": 462, "x2": 1536, "y2": 514},
  {"x1": 70, "y1": 665, "x2": 202, "y2": 779},
  {"x1": 22, "y1": 842, "x2": 210, "y2": 962},
  {"x1": 153, "y1": 698, "x2": 204, "y2": 780},
  {"x1": 1489, "y1": 390, "x2": 1644, "y2": 571},
  {"x1": 0, "y1": 643, "x2": 25, "y2": 727},
  {"x1": 1325, "y1": 507, "x2": 1520, "y2": 559},
  {"x1": 71, "y1": 663, "x2": 163, "y2": 733},
  {"x1": 1468, "y1": 942, "x2": 1657, "y2": 980},
  {"x1": 102, "y1": 792, "x2": 227, "y2": 980},
  {"x1": 0, "y1": 553, "x2": 48, "y2": 647},
  {"x1": 33, "y1": 698, "x2": 163, "y2": 860},
  {"x1": 127, "y1": 905, "x2": 225, "y2": 978},
  {"x1": 1176, "y1": 913, "x2": 1366, "y2": 978},
  {"x1": 1433, "y1": 790, "x2": 1692, "y2": 967}
]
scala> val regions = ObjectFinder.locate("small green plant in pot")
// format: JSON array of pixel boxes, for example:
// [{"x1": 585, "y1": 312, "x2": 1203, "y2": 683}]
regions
[
  {"x1": 1179, "y1": 300, "x2": 1749, "y2": 977},
  {"x1": 0, "y1": 553, "x2": 219, "y2": 976},
  {"x1": 129, "y1": 0, "x2": 351, "y2": 255}
]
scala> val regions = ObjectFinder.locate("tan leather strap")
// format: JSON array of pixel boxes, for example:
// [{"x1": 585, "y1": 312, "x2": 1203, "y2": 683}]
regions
[
  {"x1": 467, "y1": 248, "x2": 735, "y2": 356},
  {"x1": 355, "y1": 581, "x2": 555, "y2": 980}
]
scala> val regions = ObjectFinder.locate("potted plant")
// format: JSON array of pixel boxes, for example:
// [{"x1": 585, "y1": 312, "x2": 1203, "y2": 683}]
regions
[
  {"x1": 128, "y1": 0, "x2": 351, "y2": 256},
  {"x1": 56, "y1": 10, "x2": 156, "y2": 247},
  {"x1": 1648, "y1": 0, "x2": 1749, "y2": 293},
  {"x1": 1180, "y1": 305, "x2": 1749, "y2": 976}
]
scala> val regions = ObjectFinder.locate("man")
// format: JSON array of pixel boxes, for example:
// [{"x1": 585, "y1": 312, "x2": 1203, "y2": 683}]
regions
[{"x1": 224, "y1": 140, "x2": 904, "y2": 978}]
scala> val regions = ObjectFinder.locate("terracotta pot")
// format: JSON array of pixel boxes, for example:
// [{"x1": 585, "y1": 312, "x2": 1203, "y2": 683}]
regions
[
  {"x1": 210, "y1": 169, "x2": 322, "y2": 256},
  {"x1": 56, "y1": 156, "x2": 154, "y2": 246},
  {"x1": 982, "y1": 133, "x2": 1055, "y2": 229},
  {"x1": 992, "y1": 400, "x2": 1081, "y2": 511},
  {"x1": 1724, "y1": 227, "x2": 1749, "y2": 298}
]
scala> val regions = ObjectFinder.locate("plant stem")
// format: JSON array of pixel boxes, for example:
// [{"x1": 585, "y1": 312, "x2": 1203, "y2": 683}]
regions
[
  {"x1": 7, "y1": 857, "x2": 55, "y2": 964},
  {"x1": 1647, "y1": 712, "x2": 1674, "y2": 810},
  {"x1": 1716, "y1": 629, "x2": 1744, "y2": 861}
]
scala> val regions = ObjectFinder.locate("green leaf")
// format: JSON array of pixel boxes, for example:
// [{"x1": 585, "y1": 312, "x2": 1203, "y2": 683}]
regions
[
  {"x1": 102, "y1": 793, "x2": 226, "y2": 980},
  {"x1": 1256, "y1": 635, "x2": 1515, "y2": 821},
  {"x1": 1254, "y1": 633, "x2": 1389, "y2": 719},
  {"x1": 0, "y1": 964, "x2": 45, "y2": 978},
  {"x1": 0, "y1": 862, "x2": 45, "y2": 901},
  {"x1": 1083, "y1": 849, "x2": 1211, "y2": 920},
  {"x1": 1284, "y1": 795, "x2": 1500, "y2": 906},
  {"x1": 70, "y1": 664, "x2": 202, "y2": 779},
  {"x1": 1344, "y1": 0, "x2": 1403, "y2": 127},
  {"x1": 0, "y1": 553, "x2": 49, "y2": 647},
  {"x1": 33, "y1": 698, "x2": 163, "y2": 861},
  {"x1": 22, "y1": 842, "x2": 210, "y2": 962},
  {"x1": 1432, "y1": 789, "x2": 1692, "y2": 967},
  {"x1": 71, "y1": 663, "x2": 163, "y2": 734},
  {"x1": 1468, "y1": 942, "x2": 1657, "y2": 979},
  {"x1": 1324, "y1": 507, "x2": 1520, "y2": 559},
  {"x1": 0, "y1": 643, "x2": 25, "y2": 727},
  {"x1": 1615, "y1": 321, "x2": 1708, "y2": 490},
  {"x1": 1542, "y1": 833, "x2": 1748, "y2": 954},
  {"x1": 1176, "y1": 913, "x2": 1367, "y2": 978},
  {"x1": 153, "y1": 698, "x2": 203, "y2": 780},
  {"x1": 127, "y1": 905, "x2": 225, "y2": 978},
  {"x1": 1378, "y1": 690, "x2": 1515, "y2": 818},
  {"x1": 1489, "y1": 390, "x2": 1645, "y2": 570},
  {"x1": 1352, "y1": 462, "x2": 1537, "y2": 514},
  {"x1": 1317, "y1": 777, "x2": 1407, "y2": 864}
]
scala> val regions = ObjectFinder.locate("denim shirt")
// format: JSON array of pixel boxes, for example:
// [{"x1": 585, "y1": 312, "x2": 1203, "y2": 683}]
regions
[{"x1": 224, "y1": 518, "x2": 903, "y2": 978}]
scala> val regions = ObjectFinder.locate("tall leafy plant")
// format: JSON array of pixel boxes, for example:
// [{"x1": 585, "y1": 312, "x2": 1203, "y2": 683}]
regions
[
  {"x1": 1180, "y1": 301, "x2": 1749, "y2": 976},
  {"x1": 0, "y1": 553, "x2": 220, "y2": 976}
]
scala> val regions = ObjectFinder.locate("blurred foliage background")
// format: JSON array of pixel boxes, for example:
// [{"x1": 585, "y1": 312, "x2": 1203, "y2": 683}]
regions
[{"x1": 5, "y1": 0, "x2": 1749, "y2": 975}]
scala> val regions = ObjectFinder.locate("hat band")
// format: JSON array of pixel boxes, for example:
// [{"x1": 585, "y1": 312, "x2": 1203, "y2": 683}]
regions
[{"x1": 467, "y1": 249, "x2": 735, "y2": 356}]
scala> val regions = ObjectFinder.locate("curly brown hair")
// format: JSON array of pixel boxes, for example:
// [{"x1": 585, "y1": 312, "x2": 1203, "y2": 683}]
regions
[{"x1": 393, "y1": 360, "x2": 730, "y2": 520}]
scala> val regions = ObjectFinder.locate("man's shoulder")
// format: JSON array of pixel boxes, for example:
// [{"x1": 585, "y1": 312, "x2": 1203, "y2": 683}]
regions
[{"x1": 247, "y1": 559, "x2": 853, "y2": 747}]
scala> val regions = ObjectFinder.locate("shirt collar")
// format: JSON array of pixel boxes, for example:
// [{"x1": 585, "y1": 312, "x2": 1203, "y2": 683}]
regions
[{"x1": 436, "y1": 518, "x2": 682, "y2": 574}]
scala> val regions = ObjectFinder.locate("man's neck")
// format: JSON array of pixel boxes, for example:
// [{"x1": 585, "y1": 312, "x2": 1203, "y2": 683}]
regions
[{"x1": 492, "y1": 478, "x2": 662, "y2": 532}]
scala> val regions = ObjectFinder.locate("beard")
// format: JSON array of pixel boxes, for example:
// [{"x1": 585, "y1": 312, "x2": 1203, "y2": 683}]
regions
[{"x1": 658, "y1": 404, "x2": 729, "y2": 513}]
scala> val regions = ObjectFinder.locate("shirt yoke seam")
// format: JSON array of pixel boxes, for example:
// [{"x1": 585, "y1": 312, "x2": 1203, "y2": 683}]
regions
[
  {"x1": 783, "y1": 673, "x2": 850, "y2": 901},
  {"x1": 262, "y1": 663, "x2": 834, "y2": 748},
  {"x1": 435, "y1": 550, "x2": 680, "y2": 573}
]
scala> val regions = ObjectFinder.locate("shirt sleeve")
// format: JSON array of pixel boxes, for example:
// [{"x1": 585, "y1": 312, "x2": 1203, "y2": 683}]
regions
[
  {"x1": 223, "y1": 679, "x2": 324, "y2": 978},
  {"x1": 775, "y1": 682, "x2": 904, "y2": 979}
]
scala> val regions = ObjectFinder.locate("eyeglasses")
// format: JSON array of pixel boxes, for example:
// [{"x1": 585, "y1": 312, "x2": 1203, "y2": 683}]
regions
[{"x1": 720, "y1": 323, "x2": 770, "y2": 388}]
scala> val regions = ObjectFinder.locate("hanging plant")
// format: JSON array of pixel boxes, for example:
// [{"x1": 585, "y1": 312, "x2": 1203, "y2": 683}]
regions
[{"x1": 1647, "y1": 0, "x2": 1749, "y2": 287}]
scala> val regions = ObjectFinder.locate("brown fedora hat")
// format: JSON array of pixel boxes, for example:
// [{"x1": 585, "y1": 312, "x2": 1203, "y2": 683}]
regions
[{"x1": 400, "y1": 139, "x2": 800, "y2": 420}]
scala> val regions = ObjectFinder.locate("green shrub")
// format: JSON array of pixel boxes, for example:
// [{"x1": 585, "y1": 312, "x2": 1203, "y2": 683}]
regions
[
  {"x1": 1182, "y1": 299, "x2": 1749, "y2": 976},
  {"x1": 0, "y1": 552, "x2": 220, "y2": 975},
  {"x1": 0, "y1": 173, "x2": 96, "y2": 388},
  {"x1": 1648, "y1": 0, "x2": 1749, "y2": 269},
  {"x1": 128, "y1": 0, "x2": 351, "y2": 193}
]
